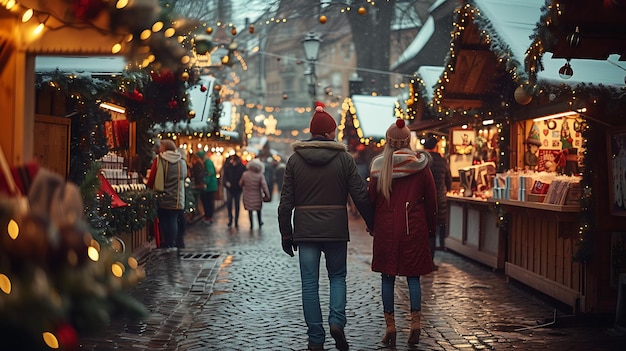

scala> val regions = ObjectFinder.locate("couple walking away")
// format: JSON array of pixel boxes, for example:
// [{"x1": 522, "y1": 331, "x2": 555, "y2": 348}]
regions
[{"x1": 278, "y1": 107, "x2": 437, "y2": 350}]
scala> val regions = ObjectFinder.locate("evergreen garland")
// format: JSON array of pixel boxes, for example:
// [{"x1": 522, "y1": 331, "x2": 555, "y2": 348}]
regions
[{"x1": 36, "y1": 71, "x2": 112, "y2": 185}]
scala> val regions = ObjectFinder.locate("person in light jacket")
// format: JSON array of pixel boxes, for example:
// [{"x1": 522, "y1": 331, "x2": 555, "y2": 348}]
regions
[
  {"x1": 368, "y1": 119, "x2": 437, "y2": 347},
  {"x1": 146, "y1": 139, "x2": 187, "y2": 249},
  {"x1": 278, "y1": 106, "x2": 374, "y2": 351},
  {"x1": 239, "y1": 158, "x2": 270, "y2": 229}
]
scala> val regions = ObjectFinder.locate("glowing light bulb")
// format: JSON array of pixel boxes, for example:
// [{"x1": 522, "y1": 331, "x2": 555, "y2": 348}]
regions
[{"x1": 21, "y1": 8, "x2": 33, "y2": 23}]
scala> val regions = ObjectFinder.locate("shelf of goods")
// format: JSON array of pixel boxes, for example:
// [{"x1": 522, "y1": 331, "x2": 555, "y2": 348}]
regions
[{"x1": 98, "y1": 153, "x2": 152, "y2": 254}]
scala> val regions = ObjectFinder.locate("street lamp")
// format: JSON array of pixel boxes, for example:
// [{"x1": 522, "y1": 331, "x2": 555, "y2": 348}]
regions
[{"x1": 301, "y1": 32, "x2": 321, "y2": 108}]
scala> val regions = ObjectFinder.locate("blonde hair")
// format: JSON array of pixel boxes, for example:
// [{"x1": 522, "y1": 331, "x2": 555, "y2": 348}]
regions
[{"x1": 377, "y1": 145, "x2": 396, "y2": 201}]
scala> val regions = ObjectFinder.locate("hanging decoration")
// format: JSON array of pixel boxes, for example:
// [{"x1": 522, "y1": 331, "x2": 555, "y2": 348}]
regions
[
  {"x1": 566, "y1": 26, "x2": 581, "y2": 48},
  {"x1": 514, "y1": 85, "x2": 533, "y2": 105},
  {"x1": 558, "y1": 60, "x2": 574, "y2": 79}
]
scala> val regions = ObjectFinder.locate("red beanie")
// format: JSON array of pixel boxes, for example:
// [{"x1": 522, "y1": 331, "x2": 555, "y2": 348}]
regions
[{"x1": 310, "y1": 106, "x2": 337, "y2": 135}]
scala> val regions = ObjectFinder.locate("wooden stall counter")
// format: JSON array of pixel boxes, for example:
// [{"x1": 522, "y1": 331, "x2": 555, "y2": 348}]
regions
[
  {"x1": 446, "y1": 195, "x2": 505, "y2": 270},
  {"x1": 492, "y1": 198, "x2": 584, "y2": 312}
]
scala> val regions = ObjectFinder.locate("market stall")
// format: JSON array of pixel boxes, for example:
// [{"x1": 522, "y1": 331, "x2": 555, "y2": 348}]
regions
[{"x1": 408, "y1": 0, "x2": 626, "y2": 314}]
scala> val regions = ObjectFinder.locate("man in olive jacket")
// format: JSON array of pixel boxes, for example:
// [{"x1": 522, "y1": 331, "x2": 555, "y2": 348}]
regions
[{"x1": 278, "y1": 106, "x2": 374, "y2": 351}]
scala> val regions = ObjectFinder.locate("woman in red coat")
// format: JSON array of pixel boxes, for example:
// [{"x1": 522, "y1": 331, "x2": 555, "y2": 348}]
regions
[{"x1": 368, "y1": 119, "x2": 437, "y2": 347}]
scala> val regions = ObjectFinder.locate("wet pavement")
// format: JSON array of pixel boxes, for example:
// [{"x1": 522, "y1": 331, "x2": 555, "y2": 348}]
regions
[{"x1": 79, "y1": 197, "x2": 626, "y2": 350}]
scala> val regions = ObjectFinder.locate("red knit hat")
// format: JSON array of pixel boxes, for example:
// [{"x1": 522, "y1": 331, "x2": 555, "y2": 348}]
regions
[
  {"x1": 310, "y1": 106, "x2": 337, "y2": 135},
  {"x1": 386, "y1": 119, "x2": 411, "y2": 148}
]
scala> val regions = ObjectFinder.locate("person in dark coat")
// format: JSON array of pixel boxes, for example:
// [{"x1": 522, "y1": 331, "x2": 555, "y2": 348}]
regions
[
  {"x1": 368, "y1": 119, "x2": 437, "y2": 348},
  {"x1": 423, "y1": 136, "x2": 452, "y2": 267},
  {"x1": 278, "y1": 106, "x2": 374, "y2": 351},
  {"x1": 222, "y1": 154, "x2": 246, "y2": 228}
]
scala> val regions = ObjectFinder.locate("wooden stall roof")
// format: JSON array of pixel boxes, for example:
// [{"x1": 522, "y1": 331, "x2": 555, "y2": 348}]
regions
[
  {"x1": 424, "y1": 0, "x2": 626, "y2": 125},
  {"x1": 540, "y1": 0, "x2": 626, "y2": 60}
]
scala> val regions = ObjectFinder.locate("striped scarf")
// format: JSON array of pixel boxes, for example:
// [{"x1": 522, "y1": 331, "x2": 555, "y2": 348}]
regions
[{"x1": 370, "y1": 149, "x2": 430, "y2": 179}]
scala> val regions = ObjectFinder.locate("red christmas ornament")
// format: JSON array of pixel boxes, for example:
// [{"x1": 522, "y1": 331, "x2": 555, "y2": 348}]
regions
[
  {"x1": 151, "y1": 69, "x2": 176, "y2": 85},
  {"x1": 72, "y1": 0, "x2": 106, "y2": 21},
  {"x1": 55, "y1": 323, "x2": 78, "y2": 351},
  {"x1": 168, "y1": 100, "x2": 178, "y2": 109},
  {"x1": 249, "y1": 25, "x2": 255, "y2": 34},
  {"x1": 200, "y1": 85, "x2": 207, "y2": 92}
]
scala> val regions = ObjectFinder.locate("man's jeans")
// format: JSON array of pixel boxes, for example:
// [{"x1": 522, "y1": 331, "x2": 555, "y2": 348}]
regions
[
  {"x1": 157, "y1": 208, "x2": 186, "y2": 248},
  {"x1": 298, "y1": 242, "x2": 348, "y2": 346}
]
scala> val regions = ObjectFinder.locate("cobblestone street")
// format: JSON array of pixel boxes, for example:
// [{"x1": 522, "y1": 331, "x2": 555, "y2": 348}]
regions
[{"x1": 79, "y1": 198, "x2": 626, "y2": 350}]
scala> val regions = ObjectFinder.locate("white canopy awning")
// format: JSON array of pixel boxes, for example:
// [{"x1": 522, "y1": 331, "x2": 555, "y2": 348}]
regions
[{"x1": 351, "y1": 95, "x2": 400, "y2": 139}]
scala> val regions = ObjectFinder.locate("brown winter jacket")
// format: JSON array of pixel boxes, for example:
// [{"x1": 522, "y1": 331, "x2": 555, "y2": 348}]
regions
[
  {"x1": 278, "y1": 139, "x2": 374, "y2": 243},
  {"x1": 368, "y1": 150, "x2": 437, "y2": 277}
]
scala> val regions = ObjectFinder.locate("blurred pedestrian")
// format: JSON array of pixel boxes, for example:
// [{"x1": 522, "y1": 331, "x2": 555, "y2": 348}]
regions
[
  {"x1": 368, "y1": 119, "x2": 437, "y2": 347},
  {"x1": 278, "y1": 106, "x2": 374, "y2": 351},
  {"x1": 189, "y1": 152, "x2": 206, "y2": 221},
  {"x1": 197, "y1": 151, "x2": 218, "y2": 224},
  {"x1": 223, "y1": 154, "x2": 246, "y2": 228},
  {"x1": 262, "y1": 156, "x2": 277, "y2": 201},
  {"x1": 146, "y1": 138, "x2": 187, "y2": 249},
  {"x1": 274, "y1": 161, "x2": 286, "y2": 193},
  {"x1": 239, "y1": 158, "x2": 270, "y2": 229},
  {"x1": 423, "y1": 136, "x2": 452, "y2": 270}
]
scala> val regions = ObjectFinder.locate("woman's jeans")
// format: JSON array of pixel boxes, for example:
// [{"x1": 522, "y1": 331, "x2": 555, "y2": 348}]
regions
[
  {"x1": 382, "y1": 274, "x2": 421, "y2": 313},
  {"x1": 298, "y1": 242, "x2": 348, "y2": 346},
  {"x1": 158, "y1": 208, "x2": 186, "y2": 248}
]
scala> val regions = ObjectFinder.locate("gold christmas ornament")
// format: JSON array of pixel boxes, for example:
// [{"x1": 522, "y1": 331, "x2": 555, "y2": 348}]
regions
[
  {"x1": 249, "y1": 25, "x2": 255, "y2": 34},
  {"x1": 231, "y1": 27, "x2": 237, "y2": 36},
  {"x1": 358, "y1": 7, "x2": 366, "y2": 15},
  {"x1": 319, "y1": 15, "x2": 327, "y2": 24},
  {"x1": 206, "y1": 27, "x2": 213, "y2": 34},
  {"x1": 514, "y1": 86, "x2": 532, "y2": 105}
]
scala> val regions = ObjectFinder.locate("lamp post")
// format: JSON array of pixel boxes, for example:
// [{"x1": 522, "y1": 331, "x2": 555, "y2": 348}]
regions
[{"x1": 301, "y1": 32, "x2": 321, "y2": 108}]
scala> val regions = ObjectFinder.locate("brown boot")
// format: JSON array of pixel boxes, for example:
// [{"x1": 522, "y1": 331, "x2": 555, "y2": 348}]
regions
[
  {"x1": 408, "y1": 310, "x2": 421, "y2": 345},
  {"x1": 382, "y1": 312, "x2": 396, "y2": 346}
]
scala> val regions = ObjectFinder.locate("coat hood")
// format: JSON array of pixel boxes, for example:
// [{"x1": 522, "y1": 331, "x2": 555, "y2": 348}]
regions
[
  {"x1": 160, "y1": 150, "x2": 182, "y2": 163},
  {"x1": 291, "y1": 140, "x2": 347, "y2": 166},
  {"x1": 247, "y1": 158, "x2": 265, "y2": 173}
]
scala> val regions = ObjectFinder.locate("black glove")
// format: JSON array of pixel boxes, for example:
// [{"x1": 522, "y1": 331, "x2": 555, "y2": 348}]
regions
[{"x1": 282, "y1": 238, "x2": 296, "y2": 257}]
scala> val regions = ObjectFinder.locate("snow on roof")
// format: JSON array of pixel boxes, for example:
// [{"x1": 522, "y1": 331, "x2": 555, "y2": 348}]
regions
[
  {"x1": 351, "y1": 95, "x2": 400, "y2": 139},
  {"x1": 35, "y1": 56, "x2": 127, "y2": 75},
  {"x1": 472, "y1": 0, "x2": 626, "y2": 87},
  {"x1": 391, "y1": 15, "x2": 435, "y2": 70},
  {"x1": 417, "y1": 66, "x2": 445, "y2": 100}
]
